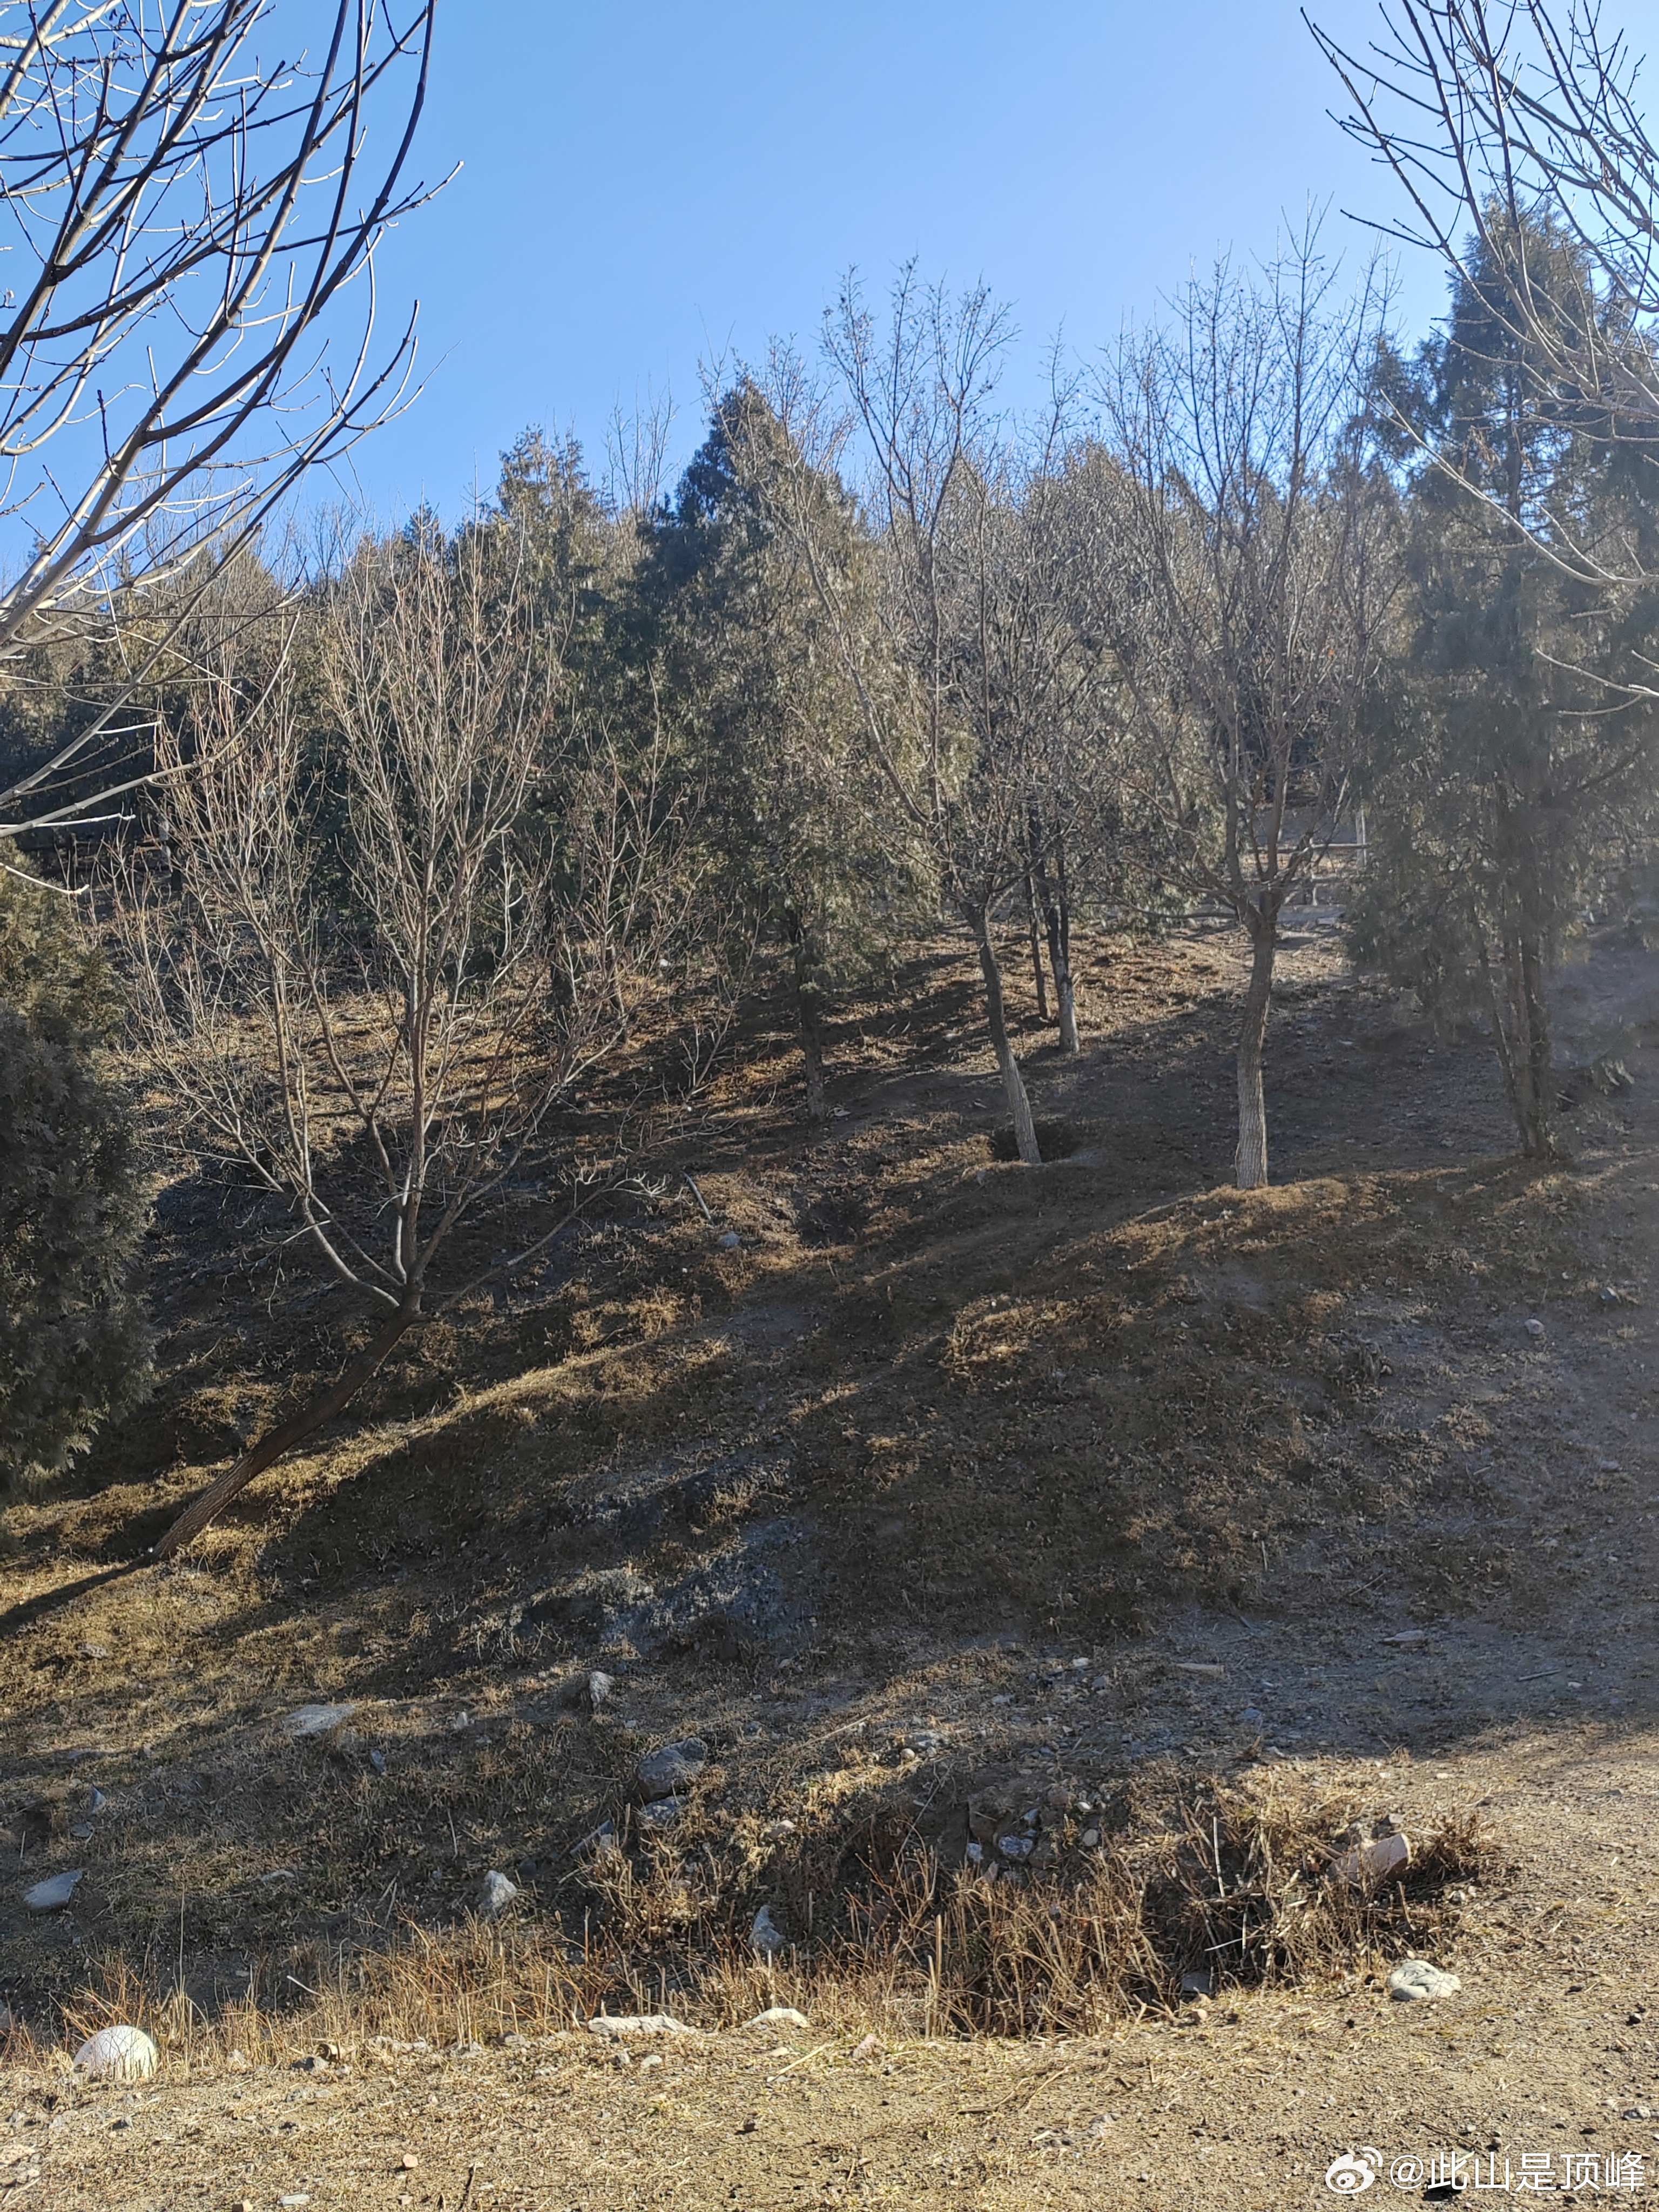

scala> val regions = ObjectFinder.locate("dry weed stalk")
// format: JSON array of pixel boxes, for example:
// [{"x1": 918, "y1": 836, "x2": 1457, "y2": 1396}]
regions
[{"x1": 41, "y1": 1784, "x2": 1491, "y2": 2059}]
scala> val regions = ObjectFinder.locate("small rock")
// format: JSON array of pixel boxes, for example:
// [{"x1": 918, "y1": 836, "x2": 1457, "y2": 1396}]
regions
[
  {"x1": 1080, "y1": 1828, "x2": 1101, "y2": 1848},
  {"x1": 761, "y1": 1819, "x2": 795, "y2": 1843},
  {"x1": 1238, "y1": 1707, "x2": 1265, "y2": 1726},
  {"x1": 718, "y1": 1231, "x2": 741, "y2": 1250},
  {"x1": 24, "y1": 1870, "x2": 84, "y2": 1912},
  {"x1": 751, "y1": 1905, "x2": 786, "y2": 1957},
  {"x1": 79, "y1": 1642, "x2": 110, "y2": 1661},
  {"x1": 279, "y1": 2196, "x2": 312, "y2": 2208},
  {"x1": 450, "y1": 2040, "x2": 486, "y2": 2057},
  {"x1": 588, "y1": 1670, "x2": 616, "y2": 1711},
  {"x1": 1525, "y1": 1318, "x2": 1546, "y2": 1339},
  {"x1": 74, "y1": 2026, "x2": 158, "y2": 2081},
  {"x1": 86, "y1": 1789, "x2": 107, "y2": 1813},
  {"x1": 1045, "y1": 1785, "x2": 1073, "y2": 1811},
  {"x1": 501, "y1": 2033, "x2": 530, "y2": 2051},
  {"x1": 1334, "y1": 1832, "x2": 1411, "y2": 1884},
  {"x1": 850, "y1": 2032, "x2": 881, "y2": 2060},
  {"x1": 0, "y1": 2004, "x2": 13, "y2": 2035},
  {"x1": 586, "y1": 2013, "x2": 700, "y2": 2039},
  {"x1": 637, "y1": 1738, "x2": 709, "y2": 1800},
  {"x1": 478, "y1": 1870, "x2": 519, "y2": 1917},
  {"x1": 746, "y1": 2006, "x2": 811, "y2": 2031},
  {"x1": 1173, "y1": 1662, "x2": 1225, "y2": 1678},
  {"x1": 399, "y1": 2154, "x2": 421, "y2": 2170},
  {"x1": 636, "y1": 1797, "x2": 682, "y2": 1830},
  {"x1": 1179, "y1": 1969, "x2": 1216, "y2": 1998},
  {"x1": 1387, "y1": 1960, "x2": 1461, "y2": 2002},
  {"x1": 226, "y1": 2049, "x2": 248, "y2": 2071},
  {"x1": 282, "y1": 1703, "x2": 359, "y2": 1741},
  {"x1": 1625, "y1": 2105, "x2": 1654, "y2": 2123},
  {"x1": 995, "y1": 1835, "x2": 1033, "y2": 1861},
  {"x1": 574, "y1": 1819, "x2": 619, "y2": 1860},
  {"x1": 369, "y1": 1748, "x2": 386, "y2": 1775},
  {"x1": 69, "y1": 1824, "x2": 93, "y2": 1840}
]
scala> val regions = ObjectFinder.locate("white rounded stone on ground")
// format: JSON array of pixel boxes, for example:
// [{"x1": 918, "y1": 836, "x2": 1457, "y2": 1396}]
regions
[
  {"x1": 744, "y1": 2006, "x2": 811, "y2": 2030},
  {"x1": 1387, "y1": 1959, "x2": 1461, "y2": 2001},
  {"x1": 282, "y1": 1703, "x2": 359, "y2": 1740},
  {"x1": 74, "y1": 2025, "x2": 159, "y2": 2081}
]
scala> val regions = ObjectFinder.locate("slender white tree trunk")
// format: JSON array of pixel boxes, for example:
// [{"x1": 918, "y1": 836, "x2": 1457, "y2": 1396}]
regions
[
  {"x1": 972, "y1": 908, "x2": 1041, "y2": 1165},
  {"x1": 1235, "y1": 914, "x2": 1278, "y2": 1191}
]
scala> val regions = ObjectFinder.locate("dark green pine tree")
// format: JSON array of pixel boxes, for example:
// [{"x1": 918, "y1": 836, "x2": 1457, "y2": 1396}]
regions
[
  {"x1": 646, "y1": 383, "x2": 926, "y2": 1119},
  {"x1": 0, "y1": 862, "x2": 152, "y2": 1495},
  {"x1": 1354, "y1": 212, "x2": 1659, "y2": 1157}
]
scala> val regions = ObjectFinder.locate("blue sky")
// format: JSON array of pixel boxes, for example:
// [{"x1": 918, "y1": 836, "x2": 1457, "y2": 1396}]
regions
[{"x1": 336, "y1": 0, "x2": 1659, "y2": 521}]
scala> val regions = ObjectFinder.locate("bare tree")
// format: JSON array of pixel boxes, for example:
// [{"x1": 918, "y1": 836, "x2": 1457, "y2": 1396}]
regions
[
  {"x1": 119, "y1": 521, "x2": 683, "y2": 1557},
  {"x1": 760, "y1": 274, "x2": 1096, "y2": 1163},
  {"x1": 1097, "y1": 240, "x2": 1397, "y2": 1189},
  {"x1": 1310, "y1": 0, "x2": 1659, "y2": 578},
  {"x1": 0, "y1": 0, "x2": 441, "y2": 845}
]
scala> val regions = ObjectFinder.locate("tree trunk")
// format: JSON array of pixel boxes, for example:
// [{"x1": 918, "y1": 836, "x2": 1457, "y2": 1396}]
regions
[
  {"x1": 153, "y1": 1301, "x2": 422, "y2": 1559},
  {"x1": 1516, "y1": 927, "x2": 1556, "y2": 1158},
  {"x1": 1024, "y1": 872, "x2": 1050, "y2": 1021},
  {"x1": 1036, "y1": 828, "x2": 1079, "y2": 1055},
  {"x1": 1235, "y1": 908, "x2": 1278, "y2": 1191},
  {"x1": 787, "y1": 914, "x2": 829, "y2": 1122},
  {"x1": 970, "y1": 907, "x2": 1041, "y2": 1165}
]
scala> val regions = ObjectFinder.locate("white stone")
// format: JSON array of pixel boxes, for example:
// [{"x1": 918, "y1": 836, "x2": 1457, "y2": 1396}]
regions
[
  {"x1": 745, "y1": 2006, "x2": 811, "y2": 2030},
  {"x1": 586, "y1": 2013, "x2": 700, "y2": 2039},
  {"x1": 75, "y1": 2026, "x2": 159, "y2": 2081},
  {"x1": 1333, "y1": 1832, "x2": 1412, "y2": 1885},
  {"x1": 477, "y1": 1871, "x2": 518, "y2": 1917},
  {"x1": 24, "y1": 1870, "x2": 84, "y2": 1911},
  {"x1": 282, "y1": 1703, "x2": 358, "y2": 1740},
  {"x1": 1387, "y1": 1959, "x2": 1461, "y2": 2002},
  {"x1": 751, "y1": 1905, "x2": 786, "y2": 1957}
]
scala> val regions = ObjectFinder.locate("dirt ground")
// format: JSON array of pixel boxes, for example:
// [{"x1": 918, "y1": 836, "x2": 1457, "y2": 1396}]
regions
[{"x1": 5, "y1": 912, "x2": 1659, "y2": 2207}]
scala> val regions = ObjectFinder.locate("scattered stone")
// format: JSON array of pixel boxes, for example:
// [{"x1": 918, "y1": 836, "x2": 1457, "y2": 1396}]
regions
[
  {"x1": 761, "y1": 1819, "x2": 795, "y2": 1842},
  {"x1": 905, "y1": 1728, "x2": 947, "y2": 1756},
  {"x1": 586, "y1": 2013, "x2": 700, "y2": 2040},
  {"x1": 501, "y1": 2034, "x2": 530, "y2": 2051},
  {"x1": 399, "y1": 2154, "x2": 421, "y2": 2170},
  {"x1": 850, "y1": 2032, "x2": 881, "y2": 2060},
  {"x1": 745, "y1": 2007, "x2": 811, "y2": 2031},
  {"x1": 226, "y1": 2049, "x2": 248, "y2": 2071},
  {"x1": 24, "y1": 1870, "x2": 83, "y2": 1912},
  {"x1": 450, "y1": 2041, "x2": 487, "y2": 2058},
  {"x1": 1173, "y1": 1662, "x2": 1225, "y2": 1678},
  {"x1": 574, "y1": 1819, "x2": 619, "y2": 1860},
  {"x1": 279, "y1": 2196, "x2": 312, "y2": 2207},
  {"x1": 1625, "y1": 2106, "x2": 1654, "y2": 2123},
  {"x1": 995, "y1": 1835, "x2": 1034, "y2": 1861},
  {"x1": 1525, "y1": 1318, "x2": 1546, "y2": 1339},
  {"x1": 74, "y1": 2026, "x2": 158, "y2": 2082},
  {"x1": 369, "y1": 1748, "x2": 386, "y2": 1775},
  {"x1": 86, "y1": 1789, "x2": 106, "y2": 1814},
  {"x1": 636, "y1": 1798, "x2": 682, "y2": 1830},
  {"x1": 1387, "y1": 1960, "x2": 1461, "y2": 2002},
  {"x1": 751, "y1": 1905, "x2": 786, "y2": 1957},
  {"x1": 1179, "y1": 1970, "x2": 1216, "y2": 1998},
  {"x1": 718, "y1": 1231, "x2": 741, "y2": 1250},
  {"x1": 1238, "y1": 1707, "x2": 1265, "y2": 1726},
  {"x1": 587, "y1": 1670, "x2": 616, "y2": 1710},
  {"x1": 69, "y1": 1824, "x2": 93, "y2": 1840},
  {"x1": 478, "y1": 1870, "x2": 519, "y2": 1917},
  {"x1": 282, "y1": 1703, "x2": 359, "y2": 1741},
  {"x1": 1334, "y1": 1832, "x2": 1411, "y2": 1884},
  {"x1": 79, "y1": 1643, "x2": 110, "y2": 1661},
  {"x1": 1080, "y1": 1828, "x2": 1101, "y2": 1849},
  {"x1": 637, "y1": 1738, "x2": 709, "y2": 1800}
]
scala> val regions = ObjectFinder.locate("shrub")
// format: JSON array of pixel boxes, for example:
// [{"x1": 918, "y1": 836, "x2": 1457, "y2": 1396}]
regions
[{"x1": 0, "y1": 862, "x2": 152, "y2": 1495}]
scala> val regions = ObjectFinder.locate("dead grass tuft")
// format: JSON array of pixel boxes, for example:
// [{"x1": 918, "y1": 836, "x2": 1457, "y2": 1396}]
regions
[{"x1": 42, "y1": 1783, "x2": 1492, "y2": 2058}]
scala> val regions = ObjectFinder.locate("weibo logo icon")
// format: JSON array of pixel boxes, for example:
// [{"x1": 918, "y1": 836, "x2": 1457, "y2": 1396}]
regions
[{"x1": 1324, "y1": 2149, "x2": 1383, "y2": 2194}]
